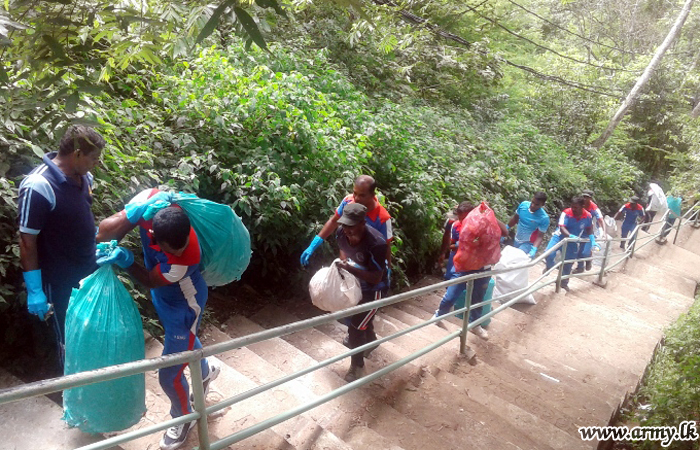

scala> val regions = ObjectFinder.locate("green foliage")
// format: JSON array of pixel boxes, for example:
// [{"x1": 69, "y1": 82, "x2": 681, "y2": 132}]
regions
[{"x1": 622, "y1": 296, "x2": 700, "y2": 450}]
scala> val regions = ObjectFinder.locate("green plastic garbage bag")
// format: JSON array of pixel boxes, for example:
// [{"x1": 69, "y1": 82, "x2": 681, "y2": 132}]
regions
[
  {"x1": 454, "y1": 278, "x2": 495, "y2": 327},
  {"x1": 63, "y1": 264, "x2": 146, "y2": 433},
  {"x1": 173, "y1": 193, "x2": 251, "y2": 286}
]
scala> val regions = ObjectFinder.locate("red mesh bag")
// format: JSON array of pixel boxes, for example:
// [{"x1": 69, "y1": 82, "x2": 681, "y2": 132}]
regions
[{"x1": 453, "y1": 202, "x2": 502, "y2": 272}]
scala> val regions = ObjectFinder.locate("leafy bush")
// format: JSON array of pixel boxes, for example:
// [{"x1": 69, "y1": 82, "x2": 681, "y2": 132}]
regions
[{"x1": 621, "y1": 296, "x2": 700, "y2": 450}]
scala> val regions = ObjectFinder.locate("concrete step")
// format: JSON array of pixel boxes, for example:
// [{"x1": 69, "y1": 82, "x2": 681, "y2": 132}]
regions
[
  {"x1": 607, "y1": 271, "x2": 695, "y2": 314},
  {"x1": 482, "y1": 294, "x2": 645, "y2": 395},
  {"x1": 382, "y1": 302, "x2": 616, "y2": 430},
  {"x1": 117, "y1": 334, "x2": 186, "y2": 450},
  {"x1": 626, "y1": 236, "x2": 700, "y2": 284},
  {"x1": 0, "y1": 368, "x2": 107, "y2": 450},
  {"x1": 204, "y1": 323, "x2": 402, "y2": 450},
  {"x1": 392, "y1": 284, "x2": 622, "y2": 408},
  {"x1": 126, "y1": 335, "x2": 290, "y2": 450},
  {"x1": 243, "y1": 308, "x2": 462, "y2": 450},
  {"x1": 674, "y1": 224, "x2": 700, "y2": 256},
  {"x1": 380, "y1": 305, "x2": 597, "y2": 430},
  {"x1": 198, "y1": 354, "x2": 329, "y2": 450},
  {"x1": 250, "y1": 305, "x2": 581, "y2": 450}
]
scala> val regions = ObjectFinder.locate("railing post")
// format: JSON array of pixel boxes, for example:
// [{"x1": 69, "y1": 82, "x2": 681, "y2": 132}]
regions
[
  {"x1": 459, "y1": 280, "x2": 474, "y2": 355},
  {"x1": 190, "y1": 358, "x2": 211, "y2": 450},
  {"x1": 673, "y1": 214, "x2": 682, "y2": 245},
  {"x1": 555, "y1": 239, "x2": 568, "y2": 293},
  {"x1": 596, "y1": 237, "x2": 611, "y2": 286},
  {"x1": 693, "y1": 203, "x2": 700, "y2": 228},
  {"x1": 629, "y1": 226, "x2": 640, "y2": 258}
]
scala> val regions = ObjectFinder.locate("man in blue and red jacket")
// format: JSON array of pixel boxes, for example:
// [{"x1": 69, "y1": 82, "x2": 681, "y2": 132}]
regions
[
  {"x1": 544, "y1": 196, "x2": 598, "y2": 291},
  {"x1": 97, "y1": 188, "x2": 218, "y2": 450},
  {"x1": 613, "y1": 195, "x2": 647, "y2": 250},
  {"x1": 300, "y1": 175, "x2": 393, "y2": 273}
]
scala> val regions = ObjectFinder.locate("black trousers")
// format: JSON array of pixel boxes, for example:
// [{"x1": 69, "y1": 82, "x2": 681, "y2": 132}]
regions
[{"x1": 348, "y1": 289, "x2": 386, "y2": 368}]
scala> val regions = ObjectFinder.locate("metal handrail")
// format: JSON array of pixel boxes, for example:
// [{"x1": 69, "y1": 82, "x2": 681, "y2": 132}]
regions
[{"x1": 0, "y1": 206, "x2": 692, "y2": 450}]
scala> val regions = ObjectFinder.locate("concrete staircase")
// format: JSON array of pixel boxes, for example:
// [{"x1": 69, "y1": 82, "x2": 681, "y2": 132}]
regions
[{"x1": 1, "y1": 226, "x2": 698, "y2": 450}]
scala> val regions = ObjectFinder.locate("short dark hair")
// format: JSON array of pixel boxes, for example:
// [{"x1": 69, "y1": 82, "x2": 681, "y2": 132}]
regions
[
  {"x1": 152, "y1": 207, "x2": 191, "y2": 250},
  {"x1": 533, "y1": 191, "x2": 547, "y2": 202},
  {"x1": 58, "y1": 125, "x2": 106, "y2": 156},
  {"x1": 354, "y1": 175, "x2": 377, "y2": 193},
  {"x1": 456, "y1": 201, "x2": 475, "y2": 215},
  {"x1": 571, "y1": 196, "x2": 585, "y2": 206}
]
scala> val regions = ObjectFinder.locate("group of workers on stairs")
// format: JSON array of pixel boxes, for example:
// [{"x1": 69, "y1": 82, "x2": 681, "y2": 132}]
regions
[{"x1": 16, "y1": 125, "x2": 683, "y2": 450}]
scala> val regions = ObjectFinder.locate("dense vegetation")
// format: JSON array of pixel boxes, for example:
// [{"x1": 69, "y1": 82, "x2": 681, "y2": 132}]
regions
[
  {"x1": 618, "y1": 294, "x2": 700, "y2": 450},
  {"x1": 2, "y1": 0, "x2": 700, "y2": 368}
]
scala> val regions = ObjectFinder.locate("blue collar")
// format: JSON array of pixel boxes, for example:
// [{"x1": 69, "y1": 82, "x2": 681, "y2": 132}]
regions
[{"x1": 42, "y1": 152, "x2": 68, "y2": 184}]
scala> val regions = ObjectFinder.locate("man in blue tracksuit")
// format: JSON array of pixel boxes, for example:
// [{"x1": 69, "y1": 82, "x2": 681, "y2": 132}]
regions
[
  {"x1": 544, "y1": 196, "x2": 598, "y2": 291},
  {"x1": 97, "y1": 189, "x2": 219, "y2": 450},
  {"x1": 17, "y1": 125, "x2": 105, "y2": 367},
  {"x1": 614, "y1": 195, "x2": 647, "y2": 250}
]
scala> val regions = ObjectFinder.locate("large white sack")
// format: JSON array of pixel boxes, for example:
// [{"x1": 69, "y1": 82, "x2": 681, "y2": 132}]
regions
[
  {"x1": 309, "y1": 259, "x2": 362, "y2": 312},
  {"x1": 493, "y1": 246, "x2": 536, "y2": 305},
  {"x1": 604, "y1": 215, "x2": 618, "y2": 238},
  {"x1": 592, "y1": 234, "x2": 613, "y2": 267}
]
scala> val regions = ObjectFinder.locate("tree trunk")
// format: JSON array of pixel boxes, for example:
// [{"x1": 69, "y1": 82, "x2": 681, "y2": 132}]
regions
[
  {"x1": 591, "y1": 0, "x2": 695, "y2": 148},
  {"x1": 693, "y1": 100, "x2": 700, "y2": 119}
]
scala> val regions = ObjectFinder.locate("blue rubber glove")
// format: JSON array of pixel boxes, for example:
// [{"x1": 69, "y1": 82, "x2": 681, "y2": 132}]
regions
[
  {"x1": 528, "y1": 246, "x2": 538, "y2": 259},
  {"x1": 568, "y1": 234, "x2": 578, "y2": 240},
  {"x1": 589, "y1": 234, "x2": 600, "y2": 250},
  {"x1": 96, "y1": 246, "x2": 134, "y2": 269},
  {"x1": 142, "y1": 200, "x2": 171, "y2": 221},
  {"x1": 124, "y1": 191, "x2": 173, "y2": 224},
  {"x1": 300, "y1": 235, "x2": 324, "y2": 266},
  {"x1": 23, "y1": 270, "x2": 49, "y2": 319}
]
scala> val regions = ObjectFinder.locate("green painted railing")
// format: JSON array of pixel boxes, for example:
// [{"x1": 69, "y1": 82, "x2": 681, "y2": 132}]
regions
[{"x1": 0, "y1": 204, "x2": 697, "y2": 450}]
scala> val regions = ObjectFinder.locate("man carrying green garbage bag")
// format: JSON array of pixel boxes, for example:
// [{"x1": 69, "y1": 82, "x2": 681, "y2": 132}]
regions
[{"x1": 97, "y1": 188, "x2": 220, "y2": 450}]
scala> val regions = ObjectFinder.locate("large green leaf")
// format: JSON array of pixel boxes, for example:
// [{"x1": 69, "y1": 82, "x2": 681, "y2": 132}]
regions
[
  {"x1": 233, "y1": 7, "x2": 267, "y2": 52},
  {"x1": 195, "y1": 0, "x2": 236, "y2": 45}
]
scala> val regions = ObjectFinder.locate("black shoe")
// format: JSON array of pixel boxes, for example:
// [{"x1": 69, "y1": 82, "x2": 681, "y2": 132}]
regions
[
  {"x1": 620, "y1": 243, "x2": 625, "y2": 249},
  {"x1": 160, "y1": 420, "x2": 196, "y2": 450},
  {"x1": 572, "y1": 266, "x2": 584, "y2": 274},
  {"x1": 344, "y1": 365, "x2": 365, "y2": 382},
  {"x1": 561, "y1": 284, "x2": 570, "y2": 292}
]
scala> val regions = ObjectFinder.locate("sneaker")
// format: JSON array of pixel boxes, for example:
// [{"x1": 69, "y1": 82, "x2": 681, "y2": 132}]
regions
[
  {"x1": 160, "y1": 420, "x2": 196, "y2": 450},
  {"x1": 470, "y1": 325, "x2": 489, "y2": 341},
  {"x1": 433, "y1": 310, "x2": 447, "y2": 329},
  {"x1": 189, "y1": 359, "x2": 221, "y2": 409},
  {"x1": 344, "y1": 365, "x2": 365, "y2": 383},
  {"x1": 463, "y1": 346, "x2": 477, "y2": 361}
]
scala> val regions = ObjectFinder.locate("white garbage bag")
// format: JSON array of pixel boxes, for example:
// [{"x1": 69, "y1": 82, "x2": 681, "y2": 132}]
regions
[
  {"x1": 604, "y1": 215, "x2": 618, "y2": 238},
  {"x1": 309, "y1": 259, "x2": 362, "y2": 312},
  {"x1": 592, "y1": 234, "x2": 613, "y2": 267},
  {"x1": 493, "y1": 246, "x2": 536, "y2": 305}
]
